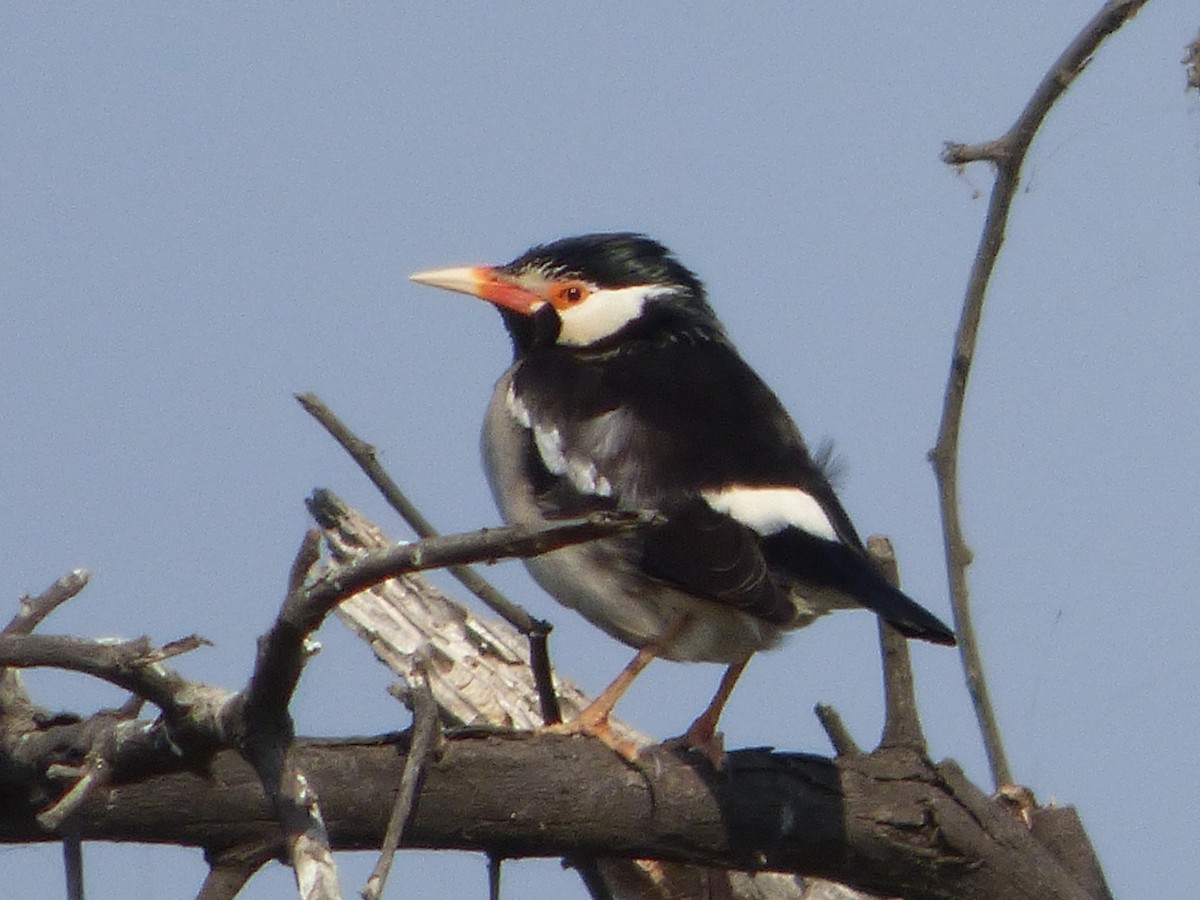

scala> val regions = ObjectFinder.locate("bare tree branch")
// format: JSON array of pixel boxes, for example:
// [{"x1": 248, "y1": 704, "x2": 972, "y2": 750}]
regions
[
  {"x1": 222, "y1": 529, "x2": 341, "y2": 900},
  {"x1": 3, "y1": 570, "x2": 92, "y2": 637},
  {"x1": 866, "y1": 537, "x2": 924, "y2": 751},
  {"x1": 304, "y1": 490, "x2": 660, "y2": 625},
  {"x1": 813, "y1": 705, "x2": 860, "y2": 759},
  {"x1": 0, "y1": 494, "x2": 1112, "y2": 900},
  {"x1": 930, "y1": 0, "x2": 1151, "y2": 790},
  {"x1": 0, "y1": 733, "x2": 1107, "y2": 900},
  {"x1": 0, "y1": 633, "x2": 216, "y2": 718}
]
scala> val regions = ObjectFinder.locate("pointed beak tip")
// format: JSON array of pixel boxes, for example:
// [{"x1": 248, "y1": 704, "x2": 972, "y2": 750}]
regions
[
  {"x1": 407, "y1": 266, "x2": 483, "y2": 296},
  {"x1": 408, "y1": 268, "x2": 444, "y2": 286},
  {"x1": 408, "y1": 263, "x2": 541, "y2": 315}
]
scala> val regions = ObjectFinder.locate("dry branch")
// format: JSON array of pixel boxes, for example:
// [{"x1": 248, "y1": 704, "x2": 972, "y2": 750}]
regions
[
  {"x1": 0, "y1": 731, "x2": 1107, "y2": 900},
  {"x1": 0, "y1": 497, "x2": 1112, "y2": 900},
  {"x1": 317, "y1": 494, "x2": 1110, "y2": 900},
  {"x1": 931, "y1": 0, "x2": 1151, "y2": 789},
  {"x1": 866, "y1": 537, "x2": 925, "y2": 752},
  {"x1": 362, "y1": 665, "x2": 440, "y2": 900}
]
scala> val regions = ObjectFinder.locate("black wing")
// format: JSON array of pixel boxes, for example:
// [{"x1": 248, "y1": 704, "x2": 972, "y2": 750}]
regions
[
  {"x1": 511, "y1": 334, "x2": 954, "y2": 644},
  {"x1": 640, "y1": 497, "x2": 794, "y2": 624}
]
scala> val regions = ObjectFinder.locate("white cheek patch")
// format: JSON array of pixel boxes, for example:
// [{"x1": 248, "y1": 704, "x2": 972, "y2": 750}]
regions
[
  {"x1": 702, "y1": 485, "x2": 839, "y2": 542},
  {"x1": 556, "y1": 285, "x2": 663, "y2": 347}
]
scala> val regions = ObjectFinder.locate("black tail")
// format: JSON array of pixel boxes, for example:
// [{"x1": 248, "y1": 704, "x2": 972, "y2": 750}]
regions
[
  {"x1": 864, "y1": 577, "x2": 956, "y2": 646},
  {"x1": 764, "y1": 530, "x2": 956, "y2": 645}
]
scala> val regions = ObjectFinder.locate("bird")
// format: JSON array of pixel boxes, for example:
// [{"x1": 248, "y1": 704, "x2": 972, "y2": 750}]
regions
[{"x1": 411, "y1": 232, "x2": 954, "y2": 763}]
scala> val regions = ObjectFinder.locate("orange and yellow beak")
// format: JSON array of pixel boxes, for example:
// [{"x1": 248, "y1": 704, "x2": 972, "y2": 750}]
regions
[{"x1": 410, "y1": 265, "x2": 545, "y2": 316}]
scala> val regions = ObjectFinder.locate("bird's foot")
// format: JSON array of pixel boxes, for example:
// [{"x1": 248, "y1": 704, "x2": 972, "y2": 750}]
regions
[
  {"x1": 542, "y1": 710, "x2": 643, "y2": 763},
  {"x1": 663, "y1": 721, "x2": 728, "y2": 770}
]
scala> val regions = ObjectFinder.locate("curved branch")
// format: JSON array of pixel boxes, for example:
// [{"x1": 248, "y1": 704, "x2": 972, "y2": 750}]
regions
[
  {"x1": 0, "y1": 633, "x2": 214, "y2": 716},
  {"x1": 930, "y1": 0, "x2": 1150, "y2": 789}
]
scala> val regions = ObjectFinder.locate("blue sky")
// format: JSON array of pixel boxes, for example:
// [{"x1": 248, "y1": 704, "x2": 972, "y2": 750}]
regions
[{"x1": 3, "y1": 4, "x2": 1198, "y2": 898}]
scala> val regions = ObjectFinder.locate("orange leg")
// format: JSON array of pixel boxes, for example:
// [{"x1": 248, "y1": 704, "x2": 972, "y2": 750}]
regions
[
  {"x1": 545, "y1": 611, "x2": 691, "y2": 761},
  {"x1": 679, "y1": 656, "x2": 751, "y2": 768}
]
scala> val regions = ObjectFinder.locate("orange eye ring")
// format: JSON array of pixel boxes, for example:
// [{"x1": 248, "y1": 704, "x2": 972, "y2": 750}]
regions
[{"x1": 550, "y1": 282, "x2": 590, "y2": 308}]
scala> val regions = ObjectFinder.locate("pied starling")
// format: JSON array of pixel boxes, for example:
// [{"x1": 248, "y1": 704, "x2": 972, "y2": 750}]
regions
[{"x1": 411, "y1": 233, "x2": 954, "y2": 762}]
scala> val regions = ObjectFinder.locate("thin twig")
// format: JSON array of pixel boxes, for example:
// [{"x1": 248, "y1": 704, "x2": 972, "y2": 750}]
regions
[
  {"x1": 931, "y1": 0, "x2": 1150, "y2": 790},
  {"x1": 487, "y1": 854, "x2": 502, "y2": 900},
  {"x1": 39, "y1": 752, "x2": 112, "y2": 829},
  {"x1": 237, "y1": 530, "x2": 324, "y2": 725},
  {"x1": 363, "y1": 666, "x2": 441, "y2": 900},
  {"x1": 527, "y1": 625, "x2": 562, "y2": 726},
  {"x1": 0, "y1": 633, "x2": 215, "y2": 715},
  {"x1": 63, "y1": 829, "x2": 84, "y2": 900}
]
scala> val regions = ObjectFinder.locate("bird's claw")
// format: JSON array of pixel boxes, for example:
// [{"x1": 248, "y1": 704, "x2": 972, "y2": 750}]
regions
[
  {"x1": 542, "y1": 716, "x2": 644, "y2": 763},
  {"x1": 661, "y1": 727, "x2": 728, "y2": 770}
]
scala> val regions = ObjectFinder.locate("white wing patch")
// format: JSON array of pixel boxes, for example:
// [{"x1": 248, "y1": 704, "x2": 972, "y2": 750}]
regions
[
  {"x1": 532, "y1": 423, "x2": 567, "y2": 473},
  {"x1": 504, "y1": 382, "x2": 532, "y2": 427},
  {"x1": 703, "y1": 485, "x2": 838, "y2": 541},
  {"x1": 505, "y1": 384, "x2": 613, "y2": 498}
]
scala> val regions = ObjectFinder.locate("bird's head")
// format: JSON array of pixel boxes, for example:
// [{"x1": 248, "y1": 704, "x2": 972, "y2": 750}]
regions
[{"x1": 411, "y1": 233, "x2": 721, "y2": 355}]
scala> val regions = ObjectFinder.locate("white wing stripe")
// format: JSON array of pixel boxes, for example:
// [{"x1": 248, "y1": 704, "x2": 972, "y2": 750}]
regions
[
  {"x1": 527, "y1": 418, "x2": 614, "y2": 498},
  {"x1": 504, "y1": 382, "x2": 533, "y2": 427},
  {"x1": 532, "y1": 423, "x2": 567, "y2": 474},
  {"x1": 703, "y1": 485, "x2": 838, "y2": 541}
]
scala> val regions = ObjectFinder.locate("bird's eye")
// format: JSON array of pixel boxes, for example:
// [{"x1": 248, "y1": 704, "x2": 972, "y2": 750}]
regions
[{"x1": 553, "y1": 283, "x2": 589, "y2": 306}]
